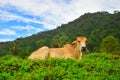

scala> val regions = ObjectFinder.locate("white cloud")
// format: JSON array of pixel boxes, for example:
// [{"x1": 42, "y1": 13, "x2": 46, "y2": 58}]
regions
[
  {"x1": 11, "y1": 25, "x2": 35, "y2": 30},
  {"x1": 100, "y1": 0, "x2": 120, "y2": 12},
  {"x1": 0, "y1": 0, "x2": 120, "y2": 30},
  {"x1": 0, "y1": 10, "x2": 43, "y2": 24},
  {"x1": 11, "y1": 25, "x2": 43, "y2": 32},
  {"x1": 0, "y1": 10, "x2": 58, "y2": 30},
  {"x1": 0, "y1": 39, "x2": 14, "y2": 42},
  {"x1": 0, "y1": 10, "x2": 18, "y2": 22},
  {"x1": 0, "y1": 29, "x2": 16, "y2": 35}
]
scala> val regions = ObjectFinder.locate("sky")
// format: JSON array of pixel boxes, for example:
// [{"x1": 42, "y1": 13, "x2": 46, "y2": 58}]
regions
[{"x1": 0, "y1": 0, "x2": 120, "y2": 42}]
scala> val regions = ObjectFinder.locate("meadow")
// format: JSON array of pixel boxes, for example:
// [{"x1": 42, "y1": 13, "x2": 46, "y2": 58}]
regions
[{"x1": 0, "y1": 53, "x2": 120, "y2": 80}]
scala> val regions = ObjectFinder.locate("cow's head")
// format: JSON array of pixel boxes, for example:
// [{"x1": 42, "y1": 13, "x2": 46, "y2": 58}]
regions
[{"x1": 76, "y1": 36, "x2": 87, "y2": 51}]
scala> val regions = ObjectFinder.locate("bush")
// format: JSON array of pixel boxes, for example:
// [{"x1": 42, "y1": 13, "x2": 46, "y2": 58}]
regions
[
  {"x1": 0, "y1": 53, "x2": 120, "y2": 80},
  {"x1": 99, "y1": 36, "x2": 120, "y2": 55}
]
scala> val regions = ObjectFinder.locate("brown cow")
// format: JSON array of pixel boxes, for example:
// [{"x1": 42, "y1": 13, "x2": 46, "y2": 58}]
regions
[{"x1": 28, "y1": 36, "x2": 88, "y2": 60}]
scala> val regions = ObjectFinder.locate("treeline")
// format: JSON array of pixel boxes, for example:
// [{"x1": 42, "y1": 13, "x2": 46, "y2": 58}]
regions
[{"x1": 0, "y1": 11, "x2": 120, "y2": 58}]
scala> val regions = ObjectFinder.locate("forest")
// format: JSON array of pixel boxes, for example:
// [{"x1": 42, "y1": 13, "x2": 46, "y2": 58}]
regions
[{"x1": 0, "y1": 11, "x2": 120, "y2": 58}]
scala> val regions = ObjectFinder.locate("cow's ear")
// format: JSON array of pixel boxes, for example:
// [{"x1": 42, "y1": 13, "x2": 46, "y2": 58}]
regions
[{"x1": 71, "y1": 41, "x2": 77, "y2": 48}]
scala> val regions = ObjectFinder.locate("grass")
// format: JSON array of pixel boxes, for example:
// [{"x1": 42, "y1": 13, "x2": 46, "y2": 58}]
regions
[{"x1": 0, "y1": 53, "x2": 120, "y2": 80}]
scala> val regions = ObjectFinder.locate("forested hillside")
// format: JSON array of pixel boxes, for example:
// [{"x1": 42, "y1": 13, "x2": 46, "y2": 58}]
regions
[{"x1": 0, "y1": 11, "x2": 120, "y2": 58}]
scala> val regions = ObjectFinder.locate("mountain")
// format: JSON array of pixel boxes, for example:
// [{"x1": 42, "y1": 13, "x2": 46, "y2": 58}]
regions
[{"x1": 0, "y1": 11, "x2": 120, "y2": 57}]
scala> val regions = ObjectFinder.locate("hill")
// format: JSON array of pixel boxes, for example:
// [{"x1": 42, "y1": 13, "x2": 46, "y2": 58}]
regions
[
  {"x1": 0, "y1": 11, "x2": 120, "y2": 57},
  {"x1": 0, "y1": 53, "x2": 120, "y2": 80}
]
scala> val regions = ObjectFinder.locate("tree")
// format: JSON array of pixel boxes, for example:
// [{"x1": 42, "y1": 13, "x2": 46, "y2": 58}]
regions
[
  {"x1": 51, "y1": 35, "x2": 69, "y2": 48},
  {"x1": 35, "y1": 39, "x2": 45, "y2": 47},
  {"x1": 99, "y1": 36, "x2": 119, "y2": 54},
  {"x1": 10, "y1": 41, "x2": 21, "y2": 56},
  {"x1": 19, "y1": 46, "x2": 32, "y2": 58}
]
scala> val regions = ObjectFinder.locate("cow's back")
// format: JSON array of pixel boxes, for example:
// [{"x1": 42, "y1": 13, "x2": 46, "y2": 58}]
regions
[
  {"x1": 49, "y1": 44, "x2": 76, "y2": 59},
  {"x1": 28, "y1": 46, "x2": 49, "y2": 60},
  {"x1": 49, "y1": 48, "x2": 65, "y2": 58}
]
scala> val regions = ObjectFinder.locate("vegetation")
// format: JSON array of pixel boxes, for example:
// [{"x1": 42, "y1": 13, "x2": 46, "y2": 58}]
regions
[
  {"x1": 98, "y1": 36, "x2": 120, "y2": 55},
  {"x1": 35, "y1": 39, "x2": 46, "y2": 48},
  {"x1": 0, "y1": 53, "x2": 120, "y2": 80},
  {"x1": 10, "y1": 41, "x2": 21, "y2": 56},
  {"x1": 51, "y1": 35, "x2": 69, "y2": 48},
  {"x1": 0, "y1": 11, "x2": 120, "y2": 58}
]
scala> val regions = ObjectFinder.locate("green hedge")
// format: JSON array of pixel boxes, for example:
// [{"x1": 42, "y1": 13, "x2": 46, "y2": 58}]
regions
[{"x1": 0, "y1": 53, "x2": 120, "y2": 80}]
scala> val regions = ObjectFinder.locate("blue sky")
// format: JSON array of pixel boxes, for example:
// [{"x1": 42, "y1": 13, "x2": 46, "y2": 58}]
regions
[{"x1": 0, "y1": 0, "x2": 120, "y2": 42}]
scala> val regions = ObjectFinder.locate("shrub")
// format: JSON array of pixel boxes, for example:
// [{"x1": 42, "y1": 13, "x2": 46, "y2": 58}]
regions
[{"x1": 0, "y1": 53, "x2": 120, "y2": 80}]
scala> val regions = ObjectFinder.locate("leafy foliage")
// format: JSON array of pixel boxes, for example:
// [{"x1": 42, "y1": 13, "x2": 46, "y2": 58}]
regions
[
  {"x1": 0, "y1": 53, "x2": 120, "y2": 80},
  {"x1": 98, "y1": 36, "x2": 120, "y2": 54},
  {"x1": 51, "y1": 35, "x2": 69, "y2": 48},
  {"x1": 10, "y1": 41, "x2": 21, "y2": 56},
  {"x1": 35, "y1": 39, "x2": 46, "y2": 47}
]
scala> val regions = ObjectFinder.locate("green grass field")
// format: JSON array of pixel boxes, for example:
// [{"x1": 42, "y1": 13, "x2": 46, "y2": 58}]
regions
[{"x1": 0, "y1": 53, "x2": 120, "y2": 80}]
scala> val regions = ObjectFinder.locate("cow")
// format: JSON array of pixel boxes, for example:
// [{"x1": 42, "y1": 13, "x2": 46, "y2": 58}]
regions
[{"x1": 28, "y1": 36, "x2": 88, "y2": 60}]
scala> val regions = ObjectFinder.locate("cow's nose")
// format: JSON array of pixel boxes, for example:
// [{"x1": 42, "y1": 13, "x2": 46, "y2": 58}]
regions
[{"x1": 81, "y1": 47, "x2": 86, "y2": 51}]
